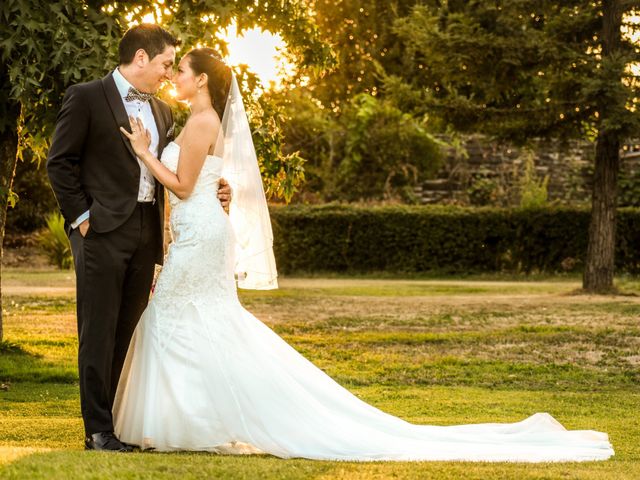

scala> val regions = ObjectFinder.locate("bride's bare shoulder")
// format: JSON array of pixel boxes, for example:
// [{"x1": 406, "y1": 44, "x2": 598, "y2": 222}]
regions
[
  {"x1": 184, "y1": 110, "x2": 220, "y2": 140},
  {"x1": 190, "y1": 110, "x2": 220, "y2": 128}
]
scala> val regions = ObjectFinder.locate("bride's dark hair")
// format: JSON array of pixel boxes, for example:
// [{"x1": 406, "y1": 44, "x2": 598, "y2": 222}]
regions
[{"x1": 186, "y1": 48, "x2": 233, "y2": 119}]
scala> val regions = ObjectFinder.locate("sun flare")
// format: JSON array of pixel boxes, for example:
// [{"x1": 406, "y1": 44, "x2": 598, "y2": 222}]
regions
[
  {"x1": 623, "y1": 12, "x2": 640, "y2": 77},
  {"x1": 126, "y1": 10, "x2": 293, "y2": 91},
  {"x1": 218, "y1": 21, "x2": 293, "y2": 90}
]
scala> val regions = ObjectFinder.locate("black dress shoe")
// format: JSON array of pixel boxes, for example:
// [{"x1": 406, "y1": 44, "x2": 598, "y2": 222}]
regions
[{"x1": 84, "y1": 432, "x2": 133, "y2": 452}]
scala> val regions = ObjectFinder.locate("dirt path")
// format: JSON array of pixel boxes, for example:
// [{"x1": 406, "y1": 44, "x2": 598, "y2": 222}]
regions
[
  {"x1": 2, "y1": 286, "x2": 76, "y2": 296},
  {"x1": 3, "y1": 274, "x2": 640, "y2": 304}
]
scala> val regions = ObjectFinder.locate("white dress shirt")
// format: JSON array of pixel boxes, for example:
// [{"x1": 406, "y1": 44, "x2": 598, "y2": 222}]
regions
[{"x1": 71, "y1": 68, "x2": 160, "y2": 229}]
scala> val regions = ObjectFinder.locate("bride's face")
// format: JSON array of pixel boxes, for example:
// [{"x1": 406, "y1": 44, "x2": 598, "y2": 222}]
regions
[{"x1": 173, "y1": 56, "x2": 202, "y2": 101}]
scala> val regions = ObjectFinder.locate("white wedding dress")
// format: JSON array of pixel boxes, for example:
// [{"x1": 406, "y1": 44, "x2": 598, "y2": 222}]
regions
[{"x1": 113, "y1": 141, "x2": 614, "y2": 462}]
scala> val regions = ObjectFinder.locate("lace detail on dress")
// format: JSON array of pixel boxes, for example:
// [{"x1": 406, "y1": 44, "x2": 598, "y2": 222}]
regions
[{"x1": 149, "y1": 142, "x2": 238, "y2": 341}]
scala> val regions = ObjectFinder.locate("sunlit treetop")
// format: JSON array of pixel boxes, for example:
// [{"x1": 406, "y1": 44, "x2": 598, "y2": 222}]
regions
[
  {"x1": 2, "y1": 0, "x2": 333, "y2": 202},
  {"x1": 117, "y1": 3, "x2": 296, "y2": 91},
  {"x1": 300, "y1": 0, "x2": 418, "y2": 111}
]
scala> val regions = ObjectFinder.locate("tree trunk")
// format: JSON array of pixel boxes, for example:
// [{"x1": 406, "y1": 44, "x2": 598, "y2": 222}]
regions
[
  {"x1": 0, "y1": 125, "x2": 20, "y2": 342},
  {"x1": 583, "y1": 133, "x2": 620, "y2": 293},
  {"x1": 582, "y1": 0, "x2": 623, "y2": 293}
]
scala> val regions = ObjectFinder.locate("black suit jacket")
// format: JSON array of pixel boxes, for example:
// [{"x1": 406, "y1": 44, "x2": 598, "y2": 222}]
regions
[{"x1": 47, "y1": 72, "x2": 173, "y2": 265}]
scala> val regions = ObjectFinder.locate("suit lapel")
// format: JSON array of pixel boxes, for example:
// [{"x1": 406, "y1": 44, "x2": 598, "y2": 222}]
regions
[
  {"x1": 149, "y1": 98, "x2": 170, "y2": 200},
  {"x1": 101, "y1": 72, "x2": 137, "y2": 162},
  {"x1": 149, "y1": 98, "x2": 168, "y2": 153}
]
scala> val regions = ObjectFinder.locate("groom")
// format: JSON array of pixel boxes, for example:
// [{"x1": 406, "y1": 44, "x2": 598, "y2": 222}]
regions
[{"x1": 47, "y1": 24, "x2": 231, "y2": 452}]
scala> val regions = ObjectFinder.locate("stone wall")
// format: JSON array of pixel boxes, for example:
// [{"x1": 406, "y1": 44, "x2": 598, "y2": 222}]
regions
[{"x1": 415, "y1": 136, "x2": 640, "y2": 206}]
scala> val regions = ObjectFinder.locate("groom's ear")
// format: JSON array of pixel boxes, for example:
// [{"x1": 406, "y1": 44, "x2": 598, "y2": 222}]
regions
[{"x1": 133, "y1": 48, "x2": 150, "y2": 67}]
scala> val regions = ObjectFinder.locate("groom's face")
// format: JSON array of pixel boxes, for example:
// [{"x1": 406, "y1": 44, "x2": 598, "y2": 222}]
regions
[{"x1": 140, "y1": 45, "x2": 176, "y2": 93}]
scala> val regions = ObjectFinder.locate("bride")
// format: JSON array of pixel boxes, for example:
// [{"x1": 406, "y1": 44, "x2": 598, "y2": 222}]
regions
[{"x1": 115, "y1": 48, "x2": 614, "y2": 462}]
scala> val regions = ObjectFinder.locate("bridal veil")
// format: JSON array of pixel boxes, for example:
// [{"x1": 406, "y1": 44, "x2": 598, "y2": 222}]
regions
[{"x1": 216, "y1": 74, "x2": 278, "y2": 290}]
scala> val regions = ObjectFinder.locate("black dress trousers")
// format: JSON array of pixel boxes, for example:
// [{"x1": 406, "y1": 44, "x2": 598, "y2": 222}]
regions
[{"x1": 70, "y1": 202, "x2": 160, "y2": 435}]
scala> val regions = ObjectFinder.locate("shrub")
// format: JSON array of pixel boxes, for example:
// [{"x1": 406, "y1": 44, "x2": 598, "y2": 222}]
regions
[
  {"x1": 518, "y1": 150, "x2": 549, "y2": 209},
  {"x1": 467, "y1": 172, "x2": 502, "y2": 206},
  {"x1": 6, "y1": 156, "x2": 57, "y2": 232},
  {"x1": 618, "y1": 168, "x2": 640, "y2": 207},
  {"x1": 265, "y1": 88, "x2": 342, "y2": 202},
  {"x1": 271, "y1": 91, "x2": 444, "y2": 203},
  {"x1": 269, "y1": 205, "x2": 640, "y2": 274},
  {"x1": 38, "y1": 212, "x2": 73, "y2": 269},
  {"x1": 336, "y1": 94, "x2": 443, "y2": 201}
]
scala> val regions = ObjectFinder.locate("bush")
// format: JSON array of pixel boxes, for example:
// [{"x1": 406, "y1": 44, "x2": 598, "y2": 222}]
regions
[
  {"x1": 37, "y1": 212, "x2": 73, "y2": 269},
  {"x1": 467, "y1": 171, "x2": 503, "y2": 206},
  {"x1": 270, "y1": 205, "x2": 640, "y2": 274},
  {"x1": 270, "y1": 91, "x2": 443, "y2": 203},
  {"x1": 618, "y1": 168, "x2": 640, "y2": 207},
  {"x1": 265, "y1": 88, "x2": 341, "y2": 202},
  {"x1": 336, "y1": 94, "x2": 443, "y2": 201},
  {"x1": 518, "y1": 150, "x2": 549, "y2": 209},
  {"x1": 6, "y1": 156, "x2": 57, "y2": 233}
]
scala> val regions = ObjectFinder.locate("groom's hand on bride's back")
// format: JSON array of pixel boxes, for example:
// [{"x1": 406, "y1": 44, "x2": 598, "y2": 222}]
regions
[{"x1": 218, "y1": 178, "x2": 232, "y2": 213}]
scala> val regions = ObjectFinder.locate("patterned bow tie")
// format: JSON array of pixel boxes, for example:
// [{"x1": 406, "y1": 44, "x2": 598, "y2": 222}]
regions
[{"x1": 124, "y1": 87, "x2": 153, "y2": 103}]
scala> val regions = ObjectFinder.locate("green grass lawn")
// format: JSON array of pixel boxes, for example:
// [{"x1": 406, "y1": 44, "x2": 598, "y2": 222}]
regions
[{"x1": 1, "y1": 269, "x2": 639, "y2": 479}]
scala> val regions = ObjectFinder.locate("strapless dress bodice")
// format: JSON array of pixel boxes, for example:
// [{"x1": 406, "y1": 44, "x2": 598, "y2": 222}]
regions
[{"x1": 160, "y1": 141, "x2": 223, "y2": 207}]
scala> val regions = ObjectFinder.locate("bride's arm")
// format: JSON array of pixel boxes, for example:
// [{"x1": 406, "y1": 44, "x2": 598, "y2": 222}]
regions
[{"x1": 121, "y1": 115, "x2": 219, "y2": 200}]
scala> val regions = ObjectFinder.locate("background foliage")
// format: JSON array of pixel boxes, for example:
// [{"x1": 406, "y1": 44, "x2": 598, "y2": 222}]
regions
[
  {"x1": 270, "y1": 205, "x2": 640, "y2": 274},
  {"x1": 388, "y1": 1, "x2": 639, "y2": 142}
]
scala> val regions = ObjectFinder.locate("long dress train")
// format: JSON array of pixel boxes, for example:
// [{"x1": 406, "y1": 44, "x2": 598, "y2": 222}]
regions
[{"x1": 113, "y1": 142, "x2": 614, "y2": 462}]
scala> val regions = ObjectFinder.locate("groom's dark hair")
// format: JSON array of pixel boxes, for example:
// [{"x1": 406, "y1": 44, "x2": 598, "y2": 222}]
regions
[{"x1": 119, "y1": 24, "x2": 180, "y2": 65}]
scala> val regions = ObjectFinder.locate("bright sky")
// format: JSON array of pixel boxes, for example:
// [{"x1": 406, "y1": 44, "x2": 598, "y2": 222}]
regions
[
  {"x1": 623, "y1": 12, "x2": 640, "y2": 77},
  {"x1": 217, "y1": 22, "x2": 292, "y2": 89},
  {"x1": 137, "y1": 12, "x2": 291, "y2": 90}
]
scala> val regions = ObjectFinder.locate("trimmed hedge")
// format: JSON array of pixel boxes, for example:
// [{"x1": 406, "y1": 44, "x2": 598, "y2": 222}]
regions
[{"x1": 269, "y1": 205, "x2": 640, "y2": 274}]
